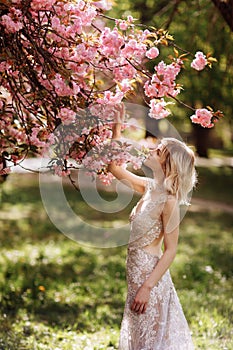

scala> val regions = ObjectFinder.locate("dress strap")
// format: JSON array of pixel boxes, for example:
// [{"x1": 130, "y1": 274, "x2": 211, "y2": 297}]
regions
[{"x1": 144, "y1": 177, "x2": 156, "y2": 192}]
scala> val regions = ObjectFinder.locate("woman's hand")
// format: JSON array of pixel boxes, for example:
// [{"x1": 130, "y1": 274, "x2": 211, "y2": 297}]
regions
[
  {"x1": 111, "y1": 103, "x2": 125, "y2": 139},
  {"x1": 114, "y1": 103, "x2": 125, "y2": 124},
  {"x1": 131, "y1": 284, "x2": 151, "y2": 314}
]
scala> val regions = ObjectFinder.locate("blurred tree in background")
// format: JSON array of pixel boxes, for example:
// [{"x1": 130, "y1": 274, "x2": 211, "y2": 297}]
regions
[
  {"x1": 211, "y1": 0, "x2": 233, "y2": 30},
  {"x1": 109, "y1": 0, "x2": 233, "y2": 157}
]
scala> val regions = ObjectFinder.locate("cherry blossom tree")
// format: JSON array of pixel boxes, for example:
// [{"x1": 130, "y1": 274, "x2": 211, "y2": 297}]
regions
[{"x1": 0, "y1": 0, "x2": 223, "y2": 183}]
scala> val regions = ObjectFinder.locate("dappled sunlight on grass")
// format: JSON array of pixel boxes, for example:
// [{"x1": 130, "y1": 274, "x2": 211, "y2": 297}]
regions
[{"x1": 0, "y1": 172, "x2": 232, "y2": 349}]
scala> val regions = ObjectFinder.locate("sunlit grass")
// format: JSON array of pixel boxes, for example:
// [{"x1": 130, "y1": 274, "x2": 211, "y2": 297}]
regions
[{"x1": 0, "y1": 171, "x2": 232, "y2": 349}]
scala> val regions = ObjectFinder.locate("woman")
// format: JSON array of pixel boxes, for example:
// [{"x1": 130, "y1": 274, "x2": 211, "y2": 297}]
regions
[{"x1": 108, "y1": 104, "x2": 196, "y2": 350}]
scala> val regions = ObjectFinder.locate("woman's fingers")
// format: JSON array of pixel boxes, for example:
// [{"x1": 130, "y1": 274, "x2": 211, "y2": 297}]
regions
[
  {"x1": 131, "y1": 301, "x2": 147, "y2": 314},
  {"x1": 142, "y1": 303, "x2": 148, "y2": 313},
  {"x1": 138, "y1": 303, "x2": 145, "y2": 314},
  {"x1": 131, "y1": 301, "x2": 139, "y2": 312},
  {"x1": 114, "y1": 103, "x2": 125, "y2": 123}
]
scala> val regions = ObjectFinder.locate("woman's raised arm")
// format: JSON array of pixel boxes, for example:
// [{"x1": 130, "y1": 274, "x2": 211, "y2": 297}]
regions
[{"x1": 108, "y1": 104, "x2": 147, "y2": 194}]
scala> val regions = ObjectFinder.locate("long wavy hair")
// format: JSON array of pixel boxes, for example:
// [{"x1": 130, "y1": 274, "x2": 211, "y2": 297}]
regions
[{"x1": 158, "y1": 138, "x2": 197, "y2": 205}]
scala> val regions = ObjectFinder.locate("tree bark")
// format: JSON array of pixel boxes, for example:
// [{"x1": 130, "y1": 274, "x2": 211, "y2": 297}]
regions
[
  {"x1": 211, "y1": 0, "x2": 233, "y2": 31},
  {"x1": 192, "y1": 124, "x2": 212, "y2": 158}
]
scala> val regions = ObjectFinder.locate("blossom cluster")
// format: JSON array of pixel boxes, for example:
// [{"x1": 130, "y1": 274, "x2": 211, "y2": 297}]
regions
[
  {"x1": 191, "y1": 51, "x2": 207, "y2": 71},
  {"x1": 190, "y1": 108, "x2": 214, "y2": 128},
  {"x1": 0, "y1": 0, "x2": 220, "y2": 180}
]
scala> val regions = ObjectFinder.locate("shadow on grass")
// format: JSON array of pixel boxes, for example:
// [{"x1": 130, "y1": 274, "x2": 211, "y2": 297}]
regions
[
  {"x1": 0, "y1": 174, "x2": 137, "y2": 249},
  {"x1": 194, "y1": 166, "x2": 233, "y2": 205},
  {"x1": 171, "y1": 210, "x2": 233, "y2": 323}
]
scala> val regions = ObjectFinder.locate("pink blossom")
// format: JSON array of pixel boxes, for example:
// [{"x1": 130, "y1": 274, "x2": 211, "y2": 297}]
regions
[
  {"x1": 99, "y1": 28, "x2": 124, "y2": 57},
  {"x1": 127, "y1": 15, "x2": 134, "y2": 23},
  {"x1": 47, "y1": 133, "x2": 55, "y2": 146},
  {"x1": 11, "y1": 154, "x2": 24, "y2": 164},
  {"x1": 98, "y1": 172, "x2": 115, "y2": 185},
  {"x1": 130, "y1": 156, "x2": 144, "y2": 170},
  {"x1": 51, "y1": 17, "x2": 68, "y2": 37},
  {"x1": 89, "y1": 104, "x2": 117, "y2": 121},
  {"x1": 68, "y1": 62, "x2": 89, "y2": 76},
  {"x1": 70, "y1": 43, "x2": 97, "y2": 63},
  {"x1": 31, "y1": 0, "x2": 56, "y2": 11},
  {"x1": 97, "y1": 91, "x2": 124, "y2": 105},
  {"x1": 144, "y1": 61, "x2": 181, "y2": 98},
  {"x1": 190, "y1": 108, "x2": 214, "y2": 128},
  {"x1": 51, "y1": 16, "x2": 61, "y2": 30},
  {"x1": 155, "y1": 61, "x2": 181, "y2": 81},
  {"x1": 53, "y1": 164, "x2": 70, "y2": 177},
  {"x1": 0, "y1": 61, "x2": 11, "y2": 72},
  {"x1": 65, "y1": 0, "x2": 85, "y2": 11},
  {"x1": 191, "y1": 51, "x2": 207, "y2": 71},
  {"x1": 58, "y1": 108, "x2": 76, "y2": 125},
  {"x1": 71, "y1": 150, "x2": 87, "y2": 161},
  {"x1": 93, "y1": 0, "x2": 113, "y2": 11},
  {"x1": 0, "y1": 165, "x2": 11, "y2": 175},
  {"x1": 30, "y1": 127, "x2": 47, "y2": 148},
  {"x1": 116, "y1": 79, "x2": 133, "y2": 93},
  {"x1": 12, "y1": 0, "x2": 22, "y2": 4},
  {"x1": 146, "y1": 47, "x2": 159, "y2": 59},
  {"x1": 149, "y1": 99, "x2": 171, "y2": 119},
  {"x1": 113, "y1": 61, "x2": 137, "y2": 81},
  {"x1": 7, "y1": 127, "x2": 27, "y2": 144},
  {"x1": 1, "y1": 14, "x2": 23, "y2": 33},
  {"x1": 10, "y1": 7, "x2": 22, "y2": 17},
  {"x1": 81, "y1": 127, "x2": 90, "y2": 135},
  {"x1": 51, "y1": 74, "x2": 80, "y2": 96},
  {"x1": 80, "y1": 6, "x2": 97, "y2": 26},
  {"x1": 122, "y1": 39, "x2": 147, "y2": 62},
  {"x1": 119, "y1": 20, "x2": 128, "y2": 31}
]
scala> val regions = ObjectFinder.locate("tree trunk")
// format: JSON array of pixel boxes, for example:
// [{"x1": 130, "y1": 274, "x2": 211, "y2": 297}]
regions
[
  {"x1": 192, "y1": 124, "x2": 212, "y2": 158},
  {"x1": 0, "y1": 158, "x2": 9, "y2": 184},
  {"x1": 211, "y1": 0, "x2": 233, "y2": 31}
]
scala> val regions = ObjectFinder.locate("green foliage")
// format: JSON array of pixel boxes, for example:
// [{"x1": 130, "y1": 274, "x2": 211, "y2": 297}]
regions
[
  {"x1": 109, "y1": 0, "x2": 233, "y2": 148},
  {"x1": 0, "y1": 172, "x2": 232, "y2": 349}
]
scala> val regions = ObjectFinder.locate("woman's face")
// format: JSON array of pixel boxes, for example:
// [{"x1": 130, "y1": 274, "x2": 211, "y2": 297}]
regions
[{"x1": 143, "y1": 143, "x2": 163, "y2": 172}]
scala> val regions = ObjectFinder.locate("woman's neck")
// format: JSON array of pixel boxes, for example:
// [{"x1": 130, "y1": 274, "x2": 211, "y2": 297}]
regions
[{"x1": 152, "y1": 170, "x2": 165, "y2": 187}]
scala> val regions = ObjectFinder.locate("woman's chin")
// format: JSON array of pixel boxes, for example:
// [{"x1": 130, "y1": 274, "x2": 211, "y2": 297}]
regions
[{"x1": 143, "y1": 159, "x2": 151, "y2": 168}]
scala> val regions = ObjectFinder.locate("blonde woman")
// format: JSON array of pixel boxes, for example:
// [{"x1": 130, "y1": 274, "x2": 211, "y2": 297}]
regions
[{"x1": 108, "y1": 104, "x2": 196, "y2": 350}]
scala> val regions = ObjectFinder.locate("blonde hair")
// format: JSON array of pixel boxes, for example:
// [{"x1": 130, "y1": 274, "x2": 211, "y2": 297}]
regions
[{"x1": 159, "y1": 138, "x2": 197, "y2": 205}]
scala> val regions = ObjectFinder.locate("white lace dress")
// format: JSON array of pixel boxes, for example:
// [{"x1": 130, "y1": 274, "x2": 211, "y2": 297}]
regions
[{"x1": 118, "y1": 178, "x2": 194, "y2": 350}]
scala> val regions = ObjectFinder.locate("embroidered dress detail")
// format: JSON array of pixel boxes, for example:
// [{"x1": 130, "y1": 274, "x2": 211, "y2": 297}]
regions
[{"x1": 118, "y1": 177, "x2": 194, "y2": 350}]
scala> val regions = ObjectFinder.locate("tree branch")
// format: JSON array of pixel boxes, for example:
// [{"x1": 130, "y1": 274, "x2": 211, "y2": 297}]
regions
[{"x1": 211, "y1": 0, "x2": 233, "y2": 31}]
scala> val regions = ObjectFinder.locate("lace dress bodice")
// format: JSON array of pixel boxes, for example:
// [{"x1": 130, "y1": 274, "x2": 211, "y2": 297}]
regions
[{"x1": 128, "y1": 178, "x2": 167, "y2": 250}]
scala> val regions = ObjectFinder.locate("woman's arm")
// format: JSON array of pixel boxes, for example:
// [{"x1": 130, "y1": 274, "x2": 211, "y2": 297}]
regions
[
  {"x1": 108, "y1": 104, "x2": 147, "y2": 194},
  {"x1": 131, "y1": 197, "x2": 180, "y2": 314}
]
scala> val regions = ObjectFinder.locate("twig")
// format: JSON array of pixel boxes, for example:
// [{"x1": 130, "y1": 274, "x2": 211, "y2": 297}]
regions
[{"x1": 168, "y1": 93, "x2": 195, "y2": 111}]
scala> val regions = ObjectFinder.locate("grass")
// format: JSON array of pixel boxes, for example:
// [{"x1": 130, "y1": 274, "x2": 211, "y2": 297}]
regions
[
  {"x1": 0, "y1": 169, "x2": 232, "y2": 350},
  {"x1": 194, "y1": 166, "x2": 233, "y2": 205}
]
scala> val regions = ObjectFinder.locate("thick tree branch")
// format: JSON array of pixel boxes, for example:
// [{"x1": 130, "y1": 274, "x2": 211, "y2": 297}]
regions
[{"x1": 211, "y1": 0, "x2": 233, "y2": 31}]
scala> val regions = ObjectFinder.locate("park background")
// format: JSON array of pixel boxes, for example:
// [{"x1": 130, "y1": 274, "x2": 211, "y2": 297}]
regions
[{"x1": 0, "y1": 0, "x2": 233, "y2": 349}]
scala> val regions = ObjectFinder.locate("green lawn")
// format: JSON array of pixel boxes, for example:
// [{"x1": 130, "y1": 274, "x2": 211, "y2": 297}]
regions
[
  {"x1": 194, "y1": 166, "x2": 233, "y2": 205},
  {"x1": 0, "y1": 170, "x2": 232, "y2": 350}
]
